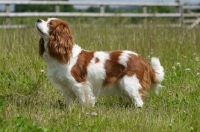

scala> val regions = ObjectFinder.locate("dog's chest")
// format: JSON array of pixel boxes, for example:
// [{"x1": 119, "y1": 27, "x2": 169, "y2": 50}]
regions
[{"x1": 46, "y1": 59, "x2": 73, "y2": 84}]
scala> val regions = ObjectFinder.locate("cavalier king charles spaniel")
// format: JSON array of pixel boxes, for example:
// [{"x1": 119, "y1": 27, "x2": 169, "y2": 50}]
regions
[{"x1": 36, "y1": 18, "x2": 164, "y2": 108}]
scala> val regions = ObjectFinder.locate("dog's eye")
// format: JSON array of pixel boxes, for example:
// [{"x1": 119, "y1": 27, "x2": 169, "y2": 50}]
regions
[{"x1": 49, "y1": 21, "x2": 53, "y2": 26}]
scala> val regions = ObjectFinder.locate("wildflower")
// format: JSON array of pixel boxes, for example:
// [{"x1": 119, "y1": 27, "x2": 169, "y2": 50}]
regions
[
  {"x1": 86, "y1": 112, "x2": 98, "y2": 117},
  {"x1": 147, "y1": 55, "x2": 151, "y2": 60},
  {"x1": 185, "y1": 68, "x2": 191, "y2": 72},
  {"x1": 197, "y1": 72, "x2": 200, "y2": 77},
  {"x1": 150, "y1": 49, "x2": 154, "y2": 55},
  {"x1": 195, "y1": 57, "x2": 199, "y2": 62},
  {"x1": 176, "y1": 62, "x2": 181, "y2": 67},
  {"x1": 183, "y1": 56, "x2": 187, "y2": 59},
  {"x1": 91, "y1": 112, "x2": 98, "y2": 116},
  {"x1": 40, "y1": 70, "x2": 45, "y2": 74},
  {"x1": 172, "y1": 66, "x2": 176, "y2": 70}
]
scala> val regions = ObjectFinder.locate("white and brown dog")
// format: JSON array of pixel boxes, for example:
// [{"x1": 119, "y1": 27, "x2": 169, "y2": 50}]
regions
[{"x1": 36, "y1": 18, "x2": 164, "y2": 107}]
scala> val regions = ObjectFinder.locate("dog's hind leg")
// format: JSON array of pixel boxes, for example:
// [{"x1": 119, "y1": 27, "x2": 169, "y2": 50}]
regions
[{"x1": 120, "y1": 75, "x2": 144, "y2": 107}]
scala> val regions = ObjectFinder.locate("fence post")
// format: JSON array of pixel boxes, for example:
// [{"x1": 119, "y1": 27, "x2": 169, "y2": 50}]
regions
[
  {"x1": 143, "y1": 6, "x2": 147, "y2": 25},
  {"x1": 100, "y1": 5, "x2": 105, "y2": 14},
  {"x1": 55, "y1": 5, "x2": 60, "y2": 12},
  {"x1": 6, "y1": 4, "x2": 11, "y2": 25},
  {"x1": 180, "y1": 4, "x2": 183, "y2": 27},
  {"x1": 176, "y1": 0, "x2": 183, "y2": 26}
]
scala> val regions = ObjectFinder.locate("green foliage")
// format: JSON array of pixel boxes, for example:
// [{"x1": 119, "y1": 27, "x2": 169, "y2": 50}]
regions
[
  {"x1": 86, "y1": 6, "x2": 100, "y2": 13},
  {"x1": 81, "y1": 5, "x2": 174, "y2": 14},
  {"x1": 15, "y1": 5, "x2": 54, "y2": 12},
  {"x1": 15, "y1": 116, "x2": 45, "y2": 131},
  {"x1": 15, "y1": 2, "x2": 74, "y2": 12},
  {"x1": 15, "y1": 5, "x2": 74, "y2": 12},
  {"x1": 0, "y1": 18, "x2": 200, "y2": 131},
  {"x1": 149, "y1": 6, "x2": 174, "y2": 13}
]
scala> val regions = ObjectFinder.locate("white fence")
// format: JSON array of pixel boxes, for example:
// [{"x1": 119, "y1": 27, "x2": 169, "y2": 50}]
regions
[{"x1": 0, "y1": 1, "x2": 200, "y2": 27}]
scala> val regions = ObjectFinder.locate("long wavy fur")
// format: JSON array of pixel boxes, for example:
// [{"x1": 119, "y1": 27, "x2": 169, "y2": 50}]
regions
[{"x1": 48, "y1": 21, "x2": 74, "y2": 63}]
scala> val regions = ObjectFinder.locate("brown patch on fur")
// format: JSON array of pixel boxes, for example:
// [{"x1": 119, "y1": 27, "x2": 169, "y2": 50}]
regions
[
  {"x1": 39, "y1": 38, "x2": 45, "y2": 56},
  {"x1": 126, "y1": 54, "x2": 157, "y2": 95},
  {"x1": 103, "y1": 51, "x2": 126, "y2": 87},
  {"x1": 103, "y1": 51, "x2": 157, "y2": 96},
  {"x1": 71, "y1": 50, "x2": 94, "y2": 82},
  {"x1": 47, "y1": 19, "x2": 74, "y2": 64},
  {"x1": 95, "y1": 58, "x2": 100, "y2": 63}
]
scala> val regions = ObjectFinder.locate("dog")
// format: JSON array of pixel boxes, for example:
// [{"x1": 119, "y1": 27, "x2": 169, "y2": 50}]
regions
[{"x1": 35, "y1": 18, "x2": 164, "y2": 107}]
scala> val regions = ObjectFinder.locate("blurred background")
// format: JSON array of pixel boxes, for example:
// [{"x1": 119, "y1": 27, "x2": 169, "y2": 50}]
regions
[{"x1": 0, "y1": 0, "x2": 200, "y2": 28}]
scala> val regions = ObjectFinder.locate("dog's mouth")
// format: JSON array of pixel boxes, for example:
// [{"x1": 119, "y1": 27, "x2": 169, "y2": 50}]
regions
[{"x1": 36, "y1": 25, "x2": 45, "y2": 36}]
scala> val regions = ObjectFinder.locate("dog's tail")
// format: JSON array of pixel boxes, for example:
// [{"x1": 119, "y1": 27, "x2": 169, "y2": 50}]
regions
[
  {"x1": 151, "y1": 57, "x2": 164, "y2": 83},
  {"x1": 151, "y1": 57, "x2": 165, "y2": 93}
]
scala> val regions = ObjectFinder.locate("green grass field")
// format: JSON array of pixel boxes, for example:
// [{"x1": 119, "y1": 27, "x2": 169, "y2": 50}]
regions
[{"x1": 0, "y1": 18, "x2": 200, "y2": 131}]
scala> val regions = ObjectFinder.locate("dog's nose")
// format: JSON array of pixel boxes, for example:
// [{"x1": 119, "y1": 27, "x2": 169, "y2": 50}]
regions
[{"x1": 37, "y1": 19, "x2": 42, "y2": 23}]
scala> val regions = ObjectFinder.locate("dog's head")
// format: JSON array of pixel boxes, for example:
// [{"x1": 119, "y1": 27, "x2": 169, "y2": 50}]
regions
[{"x1": 36, "y1": 18, "x2": 74, "y2": 63}]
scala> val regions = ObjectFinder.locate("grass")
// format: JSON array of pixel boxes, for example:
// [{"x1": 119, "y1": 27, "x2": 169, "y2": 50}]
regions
[{"x1": 0, "y1": 18, "x2": 200, "y2": 131}]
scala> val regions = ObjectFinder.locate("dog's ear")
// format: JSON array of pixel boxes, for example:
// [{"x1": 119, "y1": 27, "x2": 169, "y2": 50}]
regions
[
  {"x1": 39, "y1": 38, "x2": 45, "y2": 56},
  {"x1": 48, "y1": 21, "x2": 74, "y2": 64}
]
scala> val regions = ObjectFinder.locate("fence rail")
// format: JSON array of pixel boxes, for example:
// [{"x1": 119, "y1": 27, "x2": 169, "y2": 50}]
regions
[
  {"x1": 0, "y1": 1, "x2": 180, "y2": 6},
  {"x1": 0, "y1": 1, "x2": 200, "y2": 27},
  {"x1": 0, "y1": 12, "x2": 182, "y2": 17}
]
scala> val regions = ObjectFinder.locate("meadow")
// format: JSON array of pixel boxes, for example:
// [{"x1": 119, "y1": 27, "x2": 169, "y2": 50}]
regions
[{"x1": 0, "y1": 18, "x2": 200, "y2": 131}]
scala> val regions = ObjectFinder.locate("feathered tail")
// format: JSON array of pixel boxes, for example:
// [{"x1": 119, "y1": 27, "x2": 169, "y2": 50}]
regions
[{"x1": 151, "y1": 57, "x2": 165, "y2": 93}]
